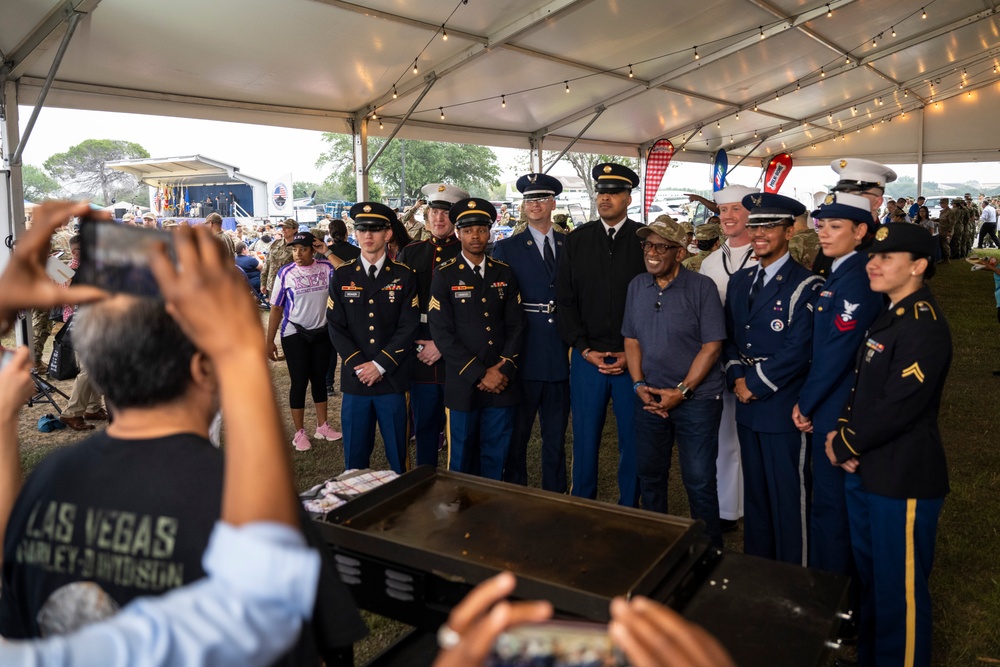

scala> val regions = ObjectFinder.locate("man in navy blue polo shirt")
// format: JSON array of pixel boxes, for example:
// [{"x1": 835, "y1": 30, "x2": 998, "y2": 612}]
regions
[{"x1": 622, "y1": 217, "x2": 726, "y2": 547}]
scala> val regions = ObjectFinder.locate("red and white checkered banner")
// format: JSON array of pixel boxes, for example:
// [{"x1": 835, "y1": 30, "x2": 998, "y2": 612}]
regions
[
  {"x1": 763, "y1": 153, "x2": 793, "y2": 193},
  {"x1": 644, "y1": 139, "x2": 675, "y2": 217}
]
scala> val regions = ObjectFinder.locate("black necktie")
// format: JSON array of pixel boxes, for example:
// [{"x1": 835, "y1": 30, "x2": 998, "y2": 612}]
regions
[
  {"x1": 749, "y1": 269, "x2": 766, "y2": 307},
  {"x1": 607, "y1": 227, "x2": 616, "y2": 251},
  {"x1": 543, "y1": 236, "x2": 555, "y2": 273},
  {"x1": 473, "y1": 264, "x2": 482, "y2": 284},
  {"x1": 368, "y1": 264, "x2": 377, "y2": 282}
]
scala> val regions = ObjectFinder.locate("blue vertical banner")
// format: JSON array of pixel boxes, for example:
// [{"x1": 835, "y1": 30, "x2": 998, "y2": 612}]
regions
[{"x1": 712, "y1": 149, "x2": 728, "y2": 191}]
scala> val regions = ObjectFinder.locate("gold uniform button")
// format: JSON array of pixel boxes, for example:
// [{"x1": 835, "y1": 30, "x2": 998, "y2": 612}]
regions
[
  {"x1": 895, "y1": 307, "x2": 904, "y2": 316},
  {"x1": 369, "y1": 312, "x2": 374, "y2": 318},
  {"x1": 486, "y1": 326, "x2": 491, "y2": 331},
  {"x1": 817, "y1": 307, "x2": 824, "y2": 312},
  {"x1": 436, "y1": 257, "x2": 441, "y2": 262},
  {"x1": 370, "y1": 338, "x2": 376, "y2": 344},
  {"x1": 369, "y1": 299, "x2": 375, "y2": 305},
  {"x1": 484, "y1": 312, "x2": 489, "y2": 318},
  {"x1": 482, "y1": 298, "x2": 487, "y2": 303},
  {"x1": 488, "y1": 341, "x2": 494, "y2": 346},
  {"x1": 369, "y1": 326, "x2": 375, "y2": 331}
]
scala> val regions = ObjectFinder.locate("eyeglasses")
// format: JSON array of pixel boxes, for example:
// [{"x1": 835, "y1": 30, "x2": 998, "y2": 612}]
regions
[
  {"x1": 748, "y1": 223, "x2": 787, "y2": 233},
  {"x1": 523, "y1": 197, "x2": 553, "y2": 206},
  {"x1": 640, "y1": 241, "x2": 683, "y2": 254}
]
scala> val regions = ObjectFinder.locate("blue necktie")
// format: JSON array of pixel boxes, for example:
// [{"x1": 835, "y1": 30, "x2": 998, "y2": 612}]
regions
[
  {"x1": 543, "y1": 236, "x2": 555, "y2": 273},
  {"x1": 749, "y1": 269, "x2": 766, "y2": 307}
]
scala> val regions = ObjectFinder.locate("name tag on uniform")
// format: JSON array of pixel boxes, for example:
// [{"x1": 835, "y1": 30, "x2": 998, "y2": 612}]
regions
[
  {"x1": 343, "y1": 290, "x2": 361, "y2": 298},
  {"x1": 454, "y1": 291, "x2": 471, "y2": 300}
]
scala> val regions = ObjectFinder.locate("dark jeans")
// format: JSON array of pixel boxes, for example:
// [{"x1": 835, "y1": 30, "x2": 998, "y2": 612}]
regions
[
  {"x1": 282, "y1": 333, "x2": 332, "y2": 409},
  {"x1": 634, "y1": 396, "x2": 723, "y2": 547},
  {"x1": 978, "y1": 222, "x2": 999, "y2": 248}
]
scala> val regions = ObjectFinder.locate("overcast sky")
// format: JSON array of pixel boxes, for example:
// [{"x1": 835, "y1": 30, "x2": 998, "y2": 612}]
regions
[{"x1": 17, "y1": 107, "x2": 998, "y2": 206}]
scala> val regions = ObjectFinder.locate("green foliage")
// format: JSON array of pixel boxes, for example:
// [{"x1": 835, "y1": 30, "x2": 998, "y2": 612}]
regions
[
  {"x1": 43, "y1": 139, "x2": 149, "y2": 206},
  {"x1": 21, "y1": 164, "x2": 61, "y2": 201},
  {"x1": 316, "y1": 135, "x2": 499, "y2": 201}
]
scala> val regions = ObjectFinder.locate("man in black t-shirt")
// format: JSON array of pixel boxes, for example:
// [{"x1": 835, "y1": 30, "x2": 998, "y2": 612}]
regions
[{"x1": 0, "y1": 295, "x2": 365, "y2": 660}]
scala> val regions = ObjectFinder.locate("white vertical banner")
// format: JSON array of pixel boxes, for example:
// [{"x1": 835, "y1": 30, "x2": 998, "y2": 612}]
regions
[{"x1": 267, "y1": 174, "x2": 293, "y2": 217}]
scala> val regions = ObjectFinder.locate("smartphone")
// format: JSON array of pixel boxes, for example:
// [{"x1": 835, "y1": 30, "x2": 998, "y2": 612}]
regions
[
  {"x1": 0, "y1": 348, "x2": 14, "y2": 372},
  {"x1": 489, "y1": 621, "x2": 626, "y2": 667},
  {"x1": 76, "y1": 219, "x2": 175, "y2": 298}
]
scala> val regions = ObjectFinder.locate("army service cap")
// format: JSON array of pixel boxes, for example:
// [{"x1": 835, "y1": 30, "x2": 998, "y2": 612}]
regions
[
  {"x1": 450, "y1": 198, "x2": 497, "y2": 229},
  {"x1": 591, "y1": 163, "x2": 640, "y2": 193},
  {"x1": 349, "y1": 201, "x2": 397, "y2": 231},
  {"x1": 869, "y1": 223, "x2": 935, "y2": 257}
]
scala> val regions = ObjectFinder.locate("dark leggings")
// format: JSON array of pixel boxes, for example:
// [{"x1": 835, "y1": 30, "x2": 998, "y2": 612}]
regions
[{"x1": 282, "y1": 333, "x2": 332, "y2": 409}]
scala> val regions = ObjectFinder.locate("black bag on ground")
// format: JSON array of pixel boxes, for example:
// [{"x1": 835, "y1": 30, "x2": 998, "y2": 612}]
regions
[{"x1": 48, "y1": 317, "x2": 79, "y2": 381}]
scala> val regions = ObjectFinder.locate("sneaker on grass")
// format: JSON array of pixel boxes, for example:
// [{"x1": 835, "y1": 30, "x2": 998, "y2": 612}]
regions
[
  {"x1": 314, "y1": 422, "x2": 343, "y2": 442},
  {"x1": 292, "y1": 428, "x2": 312, "y2": 451}
]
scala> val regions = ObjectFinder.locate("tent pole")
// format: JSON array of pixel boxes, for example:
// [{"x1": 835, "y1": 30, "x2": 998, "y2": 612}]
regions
[
  {"x1": 544, "y1": 105, "x2": 605, "y2": 174},
  {"x1": 916, "y1": 107, "x2": 925, "y2": 197},
  {"x1": 1, "y1": 80, "x2": 30, "y2": 349},
  {"x1": 353, "y1": 116, "x2": 369, "y2": 202}
]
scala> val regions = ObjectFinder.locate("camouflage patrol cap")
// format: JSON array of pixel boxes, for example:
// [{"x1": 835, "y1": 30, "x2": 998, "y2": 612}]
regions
[{"x1": 695, "y1": 223, "x2": 721, "y2": 241}]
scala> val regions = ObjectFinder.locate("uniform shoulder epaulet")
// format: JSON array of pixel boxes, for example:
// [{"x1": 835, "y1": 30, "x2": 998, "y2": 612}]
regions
[
  {"x1": 913, "y1": 301, "x2": 938, "y2": 320},
  {"x1": 389, "y1": 258, "x2": 413, "y2": 271},
  {"x1": 488, "y1": 257, "x2": 509, "y2": 267},
  {"x1": 553, "y1": 226, "x2": 568, "y2": 235},
  {"x1": 438, "y1": 257, "x2": 458, "y2": 269},
  {"x1": 339, "y1": 258, "x2": 357, "y2": 268}
]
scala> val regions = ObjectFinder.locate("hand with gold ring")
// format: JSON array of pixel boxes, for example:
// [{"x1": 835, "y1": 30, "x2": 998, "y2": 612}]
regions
[{"x1": 432, "y1": 572, "x2": 552, "y2": 667}]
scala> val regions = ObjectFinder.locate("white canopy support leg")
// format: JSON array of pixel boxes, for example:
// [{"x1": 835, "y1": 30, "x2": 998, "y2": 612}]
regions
[{"x1": 1, "y1": 79, "x2": 30, "y2": 348}]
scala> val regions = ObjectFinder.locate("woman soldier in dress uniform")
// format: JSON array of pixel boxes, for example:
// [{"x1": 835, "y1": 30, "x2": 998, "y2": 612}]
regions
[{"x1": 825, "y1": 223, "x2": 951, "y2": 667}]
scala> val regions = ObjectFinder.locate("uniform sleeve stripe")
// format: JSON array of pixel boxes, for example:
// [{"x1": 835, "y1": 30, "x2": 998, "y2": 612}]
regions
[
  {"x1": 381, "y1": 350, "x2": 398, "y2": 366},
  {"x1": 460, "y1": 359, "x2": 476, "y2": 375},
  {"x1": 755, "y1": 364, "x2": 779, "y2": 392}
]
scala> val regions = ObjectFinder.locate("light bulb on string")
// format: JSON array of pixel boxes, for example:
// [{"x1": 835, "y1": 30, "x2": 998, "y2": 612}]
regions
[
  {"x1": 921, "y1": 7, "x2": 926, "y2": 19},
  {"x1": 891, "y1": 26, "x2": 896, "y2": 37},
  {"x1": 753, "y1": 101, "x2": 758, "y2": 111},
  {"x1": 775, "y1": 92, "x2": 780, "y2": 100},
  {"x1": 736, "y1": 111, "x2": 740, "y2": 120},
  {"x1": 694, "y1": 46, "x2": 699, "y2": 60},
  {"x1": 845, "y1": 54, "x2": 851, "y2": 64},
  {"x1": 872, "y1": 36, "x2": 877, "y2": 48},
  {"x1": 392, "y1": 85, "x2": 398, "y2": 99},
  {"x1": 413, "y1": 60, "x2": 419, "y2": 74},
  {"x1": 379, "y1": 120, "x2": 384, "y2": 129},
  {"x1": 759, "y1": 26, "x2": 764, "y2": 39},
  {"x1": 442, "y1": 26, "x2": 448, "y2": 40},
  {"x1": 754, "y1": 129, "x2": 758, "y2": 138},
  {"x1": 826, "y1": 4, "x2": 832, "y2": 17},
  {"x1": 628, "y1": 64, "x2": 634, "y2": 78},
  {"x1": 796, "y1": 80, "x2": 801, "y2": 90},
  {"x1": 717, "y1": 120, "x2": 721, "y2": 128},
  {"x1": 501, "y1": 95, "x2": 506, "y2": 108},
  {"x1": 439, "y1": 107, "x2": 445, "y2": 119},
  {"x1": 699, "y1": 127, "x2": 703, "y2": 136},
  {"x1": 565, "y1": 81, "x2": 570, "y2": 93},
  {"x1": 821, "y1": 68, "x2": 825, "y2": 77}
]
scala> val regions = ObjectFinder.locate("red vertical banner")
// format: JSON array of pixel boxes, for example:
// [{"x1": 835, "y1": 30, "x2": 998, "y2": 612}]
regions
[
  {"x1": 644, "y1": 139, "x2": 674, "y2": 217},
  {"x1": 763, "y1": 153, "x2": 793, "y2": 193}
]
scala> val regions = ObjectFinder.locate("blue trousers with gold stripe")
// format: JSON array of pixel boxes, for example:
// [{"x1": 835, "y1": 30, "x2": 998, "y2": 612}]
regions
[
  {"x1": 845, "y1": 474, "x2": 944, "y2": 667},
  {"x1": 342, "y1": 392, "x2": 408, "y2": 474}
]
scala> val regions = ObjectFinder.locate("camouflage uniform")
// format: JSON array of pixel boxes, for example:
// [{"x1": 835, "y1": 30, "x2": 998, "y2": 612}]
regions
[
  {"x1": 261, "y1": 236, "x2": 293, "y2": 293},
  {"x1": 789, "y1": 227, "x2": 821, "y2": 271},
  {"x1": 681, "y1": 222, "x2": 721, "y2": 273},
  {"x1": 682, "y1": 249, "x2": 713, "y2": 273},
  {"x1": 31, "y1": 309, "x2": 53, "y2": 370},
  {"x1": 937, "y1": 203, "x2": 956, "y2": 262},
  {"x1": 401, "y1": 204, "x2": 431, "y2": 242}
]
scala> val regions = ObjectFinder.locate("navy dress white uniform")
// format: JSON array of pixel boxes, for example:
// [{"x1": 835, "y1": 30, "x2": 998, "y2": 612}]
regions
[
  {"x1": 429, "y1": 199, "x2": 525, "y2": 480},
  {"x1": 796, "y1": 193, "x2": 883, "y2": 575},
  {"x1": 723, "y1": 193, "x2": 823, "y2": 565},
  {"x1": 327, "y1": 203, "x2": 420, "y2": 473},
  {"x1": 830, "y1": 224, "x2": 950, "y2": 667},
  {"x1": 396, "y1": 183, "x2": 469, "y2": 466},
  {"x1": 492, "y1": 172, "x2": 570, "y2": 492},
  {"x1": 557, "y1": 163, "x2": 646, "y2": 506}
]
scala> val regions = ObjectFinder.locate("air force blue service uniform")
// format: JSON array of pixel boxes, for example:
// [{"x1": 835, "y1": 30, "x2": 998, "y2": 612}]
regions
[
  {"x1": 557, "y1": 163, "x2": 646, "y2": 506},
  {"x1": 797, "y1": 192, "x2": 884, "y2": 575},
  {"x1": 428, "y1": 199, "x2": 525, "y2": 480},
  {"x1": 327, "y1": 202, "x2": 420, "y2": 473},
  {"x1": 396, "y1": 183, "x2": 469, "y2": 466},
  {"x1": 830, "y1": 224, "x2": 950, "y2": 667},
  {"x1": 492, "y1": 173, "x2": 569, "y2": 492},
  {"x1": 724, "y1": 193, "x2": 823, "y2": 564}
]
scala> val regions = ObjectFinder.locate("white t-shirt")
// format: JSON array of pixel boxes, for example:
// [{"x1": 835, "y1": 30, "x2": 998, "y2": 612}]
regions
[
  {"x1": 699, "y1": 239, "x2": 758, "y2": 303},
  {"x1": 270, "y1": 258, "x2": 335, "y2": 337}
]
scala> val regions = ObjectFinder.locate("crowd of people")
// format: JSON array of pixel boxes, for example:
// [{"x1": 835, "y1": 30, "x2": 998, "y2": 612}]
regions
[{"x1": 7, "y1": 155, "x2": 959, "y2": 667}]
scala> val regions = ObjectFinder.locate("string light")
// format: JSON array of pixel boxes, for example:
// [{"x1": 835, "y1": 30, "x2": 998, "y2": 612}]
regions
[
  {"x1": 845, "y1": 54, "x2": 851, "y2": 64},
  {"x1": 753, "y1": 102, "x2": 758, "y2": 111},
  {"x1": 699, "y1": 126, "x2": 704, "y2": 136},
  {"x1": 872, "y1": 36, "x2": 877, "y2": 47},
  {"x1": 413, "y1": 60, "x2": 419, "y2": 74},
  {"x1": 439, "y1": 107, "x2": 445, "y2": 119},
  {"x1": 852, "y1": 105, "x2": 857, "y2": 113},
  {"x1": 754, "y1": 129, "x2": 758, "y2": 138},
  {"x1": 501, "y1": 95, "x2": 506, "y2": 108},
  {"x1": 717, "y1": 120, "x2": 721, "y2": 128},
  {"x1": 628, "y1": 64, "x2": 634, "y2": 78},
  {"x1": 442, "y1": 25, "x2": 448, "y2": 41},
  {"x1": 759, "y1": 26, "x2": 765, "y2": 39},
  {"x1": 903, "y1": 89, "x2": 908, "y2": 97},
  {"x1": 828, "y1": 112, "x2": 833, "y2": 121},
  {"x1": 921, "y1": 7, "x2": 927, "y2": 19},
  {"x1": 565, "y1": 81, "x2": 570, "y2": 93},
  {"x1": 901, "y1": 110, "x2": 906, "y2": 118},
  {"x1": 730, "y1": 136, "x2": 734, "y2": 144},
  {"x1": 891, "y1": 26, "x2": 896, "y2": 37},
  {"x1": 775, "y1": 92, "x2": 780, "y2": 100},
  {"x1": 694, "y1": 46, "x2": 699, "y2": 60},
  {"x1": 735, "y1": 111, "x2": 740, "y2": 120},
  {"x1": 826, "y1": 4, "x2": 832, "y2": 17},
  {"x1": 392, "y1": 85, "x2": 398, "y2": 99},
  {"x1": 820, "y1": 68, "x2": 825, "y2": 77},
  {"x1": 779, "y1": 125, "x2": 783, "y2": 132},
  {"x1": 379, "y1": 119, "x2": 384, "y2": 129},
  {"x1": 796, "y1": 80, "x2": 801, "y2": 90}
]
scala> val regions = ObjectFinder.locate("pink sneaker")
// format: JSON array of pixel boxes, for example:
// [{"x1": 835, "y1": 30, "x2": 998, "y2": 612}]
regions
[
  {"x1": 292, "y1": 429, "x2": 312, "y2": 451},
  {"x1": 314, "y1": 422, "x2": 343, "y2": 442}
]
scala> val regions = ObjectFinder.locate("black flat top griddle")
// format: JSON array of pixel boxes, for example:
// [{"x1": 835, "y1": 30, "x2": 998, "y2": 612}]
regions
[{"x1": 320, "y1": 467, "x2": 705, "y2": 618}]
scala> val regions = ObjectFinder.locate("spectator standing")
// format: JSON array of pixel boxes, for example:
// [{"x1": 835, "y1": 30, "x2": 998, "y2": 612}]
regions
[
  {"x1": 623, "y1": 217, "x2": 726, "y2": 548},
  {"x1": 261, "y1": 218, "x2": 298, "y2": 296},
  {"x1": 977, "y1": 198, "x2": 998, "y2": 249},
  {"x1": 266, "y1": 232, "x2": 342, "y2": 450}
]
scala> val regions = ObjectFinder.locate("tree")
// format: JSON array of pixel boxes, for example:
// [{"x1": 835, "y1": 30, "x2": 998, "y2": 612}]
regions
[
  {"x1": 21, "y1": 164, "x2": 61, "y2": 201},
  {"x1": 43, "y1": 139, "x2": 150, "y2": 206},
  {"x1": 316, "y1": 135, "x2": 500, "y2": 201}
]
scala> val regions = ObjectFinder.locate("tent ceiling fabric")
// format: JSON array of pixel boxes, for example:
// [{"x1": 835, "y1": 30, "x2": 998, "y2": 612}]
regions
[{"x1": 3, "y1": 0, "x2": 1000, "y2": 169}]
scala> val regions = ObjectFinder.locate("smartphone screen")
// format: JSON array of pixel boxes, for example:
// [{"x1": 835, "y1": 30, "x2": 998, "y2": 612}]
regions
[
  {"x1": 76, "y1": 221, "x2": 175, "y2": 298},
  {"x1": 489, "y1": 621, "x2": 626, "y2": 667}
]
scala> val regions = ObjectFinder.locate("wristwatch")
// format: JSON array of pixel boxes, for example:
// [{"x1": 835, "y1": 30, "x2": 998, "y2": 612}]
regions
[{"x1": 676, "y1": 382, "x2": 694, "y2": 400}]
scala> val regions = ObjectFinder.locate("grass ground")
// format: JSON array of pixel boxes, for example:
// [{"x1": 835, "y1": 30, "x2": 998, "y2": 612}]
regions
[{"x1": 5, "y1": 254, "x2": 1000, "y2": 664}]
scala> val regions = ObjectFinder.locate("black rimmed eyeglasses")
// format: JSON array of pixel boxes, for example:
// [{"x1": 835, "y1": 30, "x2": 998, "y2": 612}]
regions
[{"x1": 640, "y1": 241, "x2": 683, "y2": 255}]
